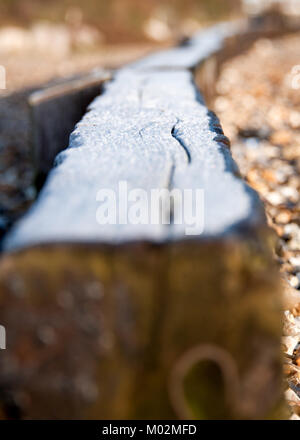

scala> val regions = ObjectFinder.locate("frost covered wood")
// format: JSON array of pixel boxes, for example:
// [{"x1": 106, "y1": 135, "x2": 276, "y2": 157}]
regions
[
  {"x1": 4, "y1": 68, "x2": 263, "y2": 250},
  {"x1": 0, "y1": 23, "x2": 284, "y2": 420}
]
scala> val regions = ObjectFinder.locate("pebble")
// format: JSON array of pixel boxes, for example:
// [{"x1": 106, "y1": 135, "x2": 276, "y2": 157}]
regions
[
  {"x1": 276, "y1": 210, "x2": 292, "y2": 224},
  {"x1": 283, "y1": 224, "x2": 300, "y2": 240},
  {"x1": 290, "y1": 257, "x2": 300, "y2": 271},
  {"x1": 289, "y1": 275, "x2": 300, "y2": 289},
  {"x1": 283, "y1": 336, "x2": 300, "y2": 356},
  {"x1": 280, "y1": 186, "x2": 299, "y2": 203},
  {"x1": 264, "y1": 191, "x2": 285, "y2": 206},
  {"x1": 283, "y1": 311, "x2": 300, "y2": 337},
  {"x1": 270, "y1": 130, "x2": 292, "y2": 146}
]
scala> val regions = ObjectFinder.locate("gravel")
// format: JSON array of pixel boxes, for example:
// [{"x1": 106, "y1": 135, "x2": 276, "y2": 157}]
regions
[{"x1": 214, "y1": 32, "x2": 300, "y2": 419}]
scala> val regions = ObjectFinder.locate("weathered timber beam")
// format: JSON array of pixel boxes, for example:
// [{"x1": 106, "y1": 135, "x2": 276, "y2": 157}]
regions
[{"x1": 0, "y1": 22, "x2": 285, "y2": 420}]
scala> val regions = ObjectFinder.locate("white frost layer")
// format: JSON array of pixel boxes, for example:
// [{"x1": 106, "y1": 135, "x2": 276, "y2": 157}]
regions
[{"x1": 4, "y1": 27, "x2": 264, "y2": 251}]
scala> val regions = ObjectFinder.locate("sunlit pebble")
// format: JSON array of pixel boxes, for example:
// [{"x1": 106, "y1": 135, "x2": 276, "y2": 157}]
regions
[
  {"x1": 286, "y1": 388, "x2": 300, "y2": 405},
  {"x1": 283, "y1": 223, "x2": 300, "y2": 239},
  {"x1": 283, "y1": 311, "x2": 300, "y2": 337},
  {"x1": 289, "y1": 238, "x2": 300, "y2": 252},
  {"x1": 241, "y1": 94, "x2": 257, "y2": 111},
  {"x1": 276, "y1": 211, "x2": 292, "y2": 225},
  {"x1": 289, "y1": 275, "x2": 300, "y2": 290},
  {"x1": 288, "y1": 175, "x2": 300, "y2": 189},
  {"x1": 268, "y1": 107, "x2": 287, "y2": 129},
  {"x1": 276, "y1": 163, "x2": 295, "y2": 179},
  {"x1": 284, "y1": 360, "x2": 296, "y2": 375},
  {"x1": 261, "y1": 146, "x2": 281, "y2": 160},
  {"x1": 283, "y1": 336, "x2": 300, "y2": 356},
  {"x1": 214, "y1": 96, "x2": 230, "y2": 113},
  {"x1": 268, "y1": 204, "x2": 280, "y2": 217},
  {"x1": 290, "y1": 257, "x2": 300, "y2": 271},
  {"x1": 279, "y1": 186, "x2": 299, "y2": 203},
  {"x1": 222, "y1": 125, "x2": 236, "y2": 140},
  {"x1": 275, "y1": 238, "x2": 289, "y2": 258},
  {"x1": 272, "y1": 223, "x2": 285, "y2": 238},
  {"x1": 290, "y1": 414, "x2": 300, "y2": 420},
  {"x1": 253, "y1": 181, "x2": 270, "y2": 196},
  {"x1": 288, "y1": 373, "x2": 300, "y2": 398},
  {"x1": 244, "y1": 148, "x2": 261, "y2": 162},
  {"x1": 216, "y1": 80, "x2": 231, "y2": 95},
  {"x1": 274, "y1": 170, "x2": 290, "y2": 185},
  {"x1": 247, "y1": 155, "x2": 272, "y2": 170},
  {"x1": 289, "y1": 111, "x2": 300, "y2": 129},
  {"x1": 243, "y1": 138, "x2": 260, "y2": 150},
  {"x1": 271, "y1": 130, "x2": 293, "y2": 146},
  {"x1": 254, "y1": 38, "x2": 275, "y2": 56},
  {"x1": 265, "y1": 191, "x2": 285, "y2": 206},
  {"x1": 220, "y1": 67, "x2": 240, "y2": 85}
]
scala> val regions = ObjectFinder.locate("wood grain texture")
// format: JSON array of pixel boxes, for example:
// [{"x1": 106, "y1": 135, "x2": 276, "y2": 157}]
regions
[
  {"x1": 4, "y1": 68, "x2": 264, "y2": 250},
  {"x1": 0, "y1": 239, "x2": 284, "y2": 419}
]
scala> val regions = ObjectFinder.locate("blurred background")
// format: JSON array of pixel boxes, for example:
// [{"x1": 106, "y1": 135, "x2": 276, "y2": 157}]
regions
[{"x1": 0, "y1": 0, "x2": 241, "y2": 44}]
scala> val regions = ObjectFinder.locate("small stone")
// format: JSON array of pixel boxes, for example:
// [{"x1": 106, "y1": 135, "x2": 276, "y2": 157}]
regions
[
  {"x1": 276, "y1": 210, "x2": 292, "y2": 224},
  {"x1": 261, "y1": 169, "x2": 277, "y2": 183},
  {"x1": 281, "y1": 262, "x2": 294, "y2": 274},
  {"x1": 286, "y1": 388, "x2": 300, "y2": 405},
  {"x1": 283, "y1": 336, "x2": 300, "y2": 356},
  {"x1": 283, "y1": 224, "x2": 300, "y2": 240},
  {"x1": 214, "y1": 97, "x2": 230, "y2": 112},
  {"x1": 265, "y1": 191, "x2": 284, "y2": 206},
  {"x1": 270, "y1": 130, "x2": 292, "y2": 146},
  {"x1": 290, "y1": 257, "x2": 300, "y2": 271},
  {"x1": 293, "y1": 342, "x2": 300, "y2": 366},
  {"x1": 282, "y1": 277, "x2": 300, "y2": 309},
  {"x1": 280, "y1": 186, "x2": 299, "y2": 204},
  {"x1": 283, "y1": 146, "x2": 300, "y2": 160},
  {"x1": 289, "y1": 275, "x2": 300, "y2": 289},
  {"x1": 283, "y1": 311, "x2": 300, "y2": 337},
  {"x1": 289, "y1": 111, "x2": 300, "y2": 129},
  {"x1": 272, "y1": 224, "x2": 285, "y2": 237},
  {"x1": 290, "y1": 238, "x2": 300, "y2": 252}
]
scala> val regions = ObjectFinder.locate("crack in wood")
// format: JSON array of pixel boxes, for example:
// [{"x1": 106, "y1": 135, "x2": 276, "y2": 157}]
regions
[{"x1": 171, "y1": 120, "x2": 192, "y2": 165}]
